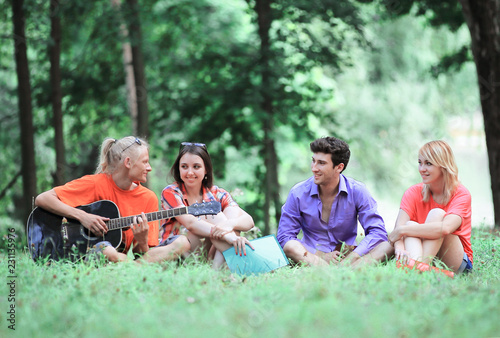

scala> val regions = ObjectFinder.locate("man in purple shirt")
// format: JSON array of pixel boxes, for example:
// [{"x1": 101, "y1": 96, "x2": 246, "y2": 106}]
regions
[{"x1": 277, "y1": 136, "x2": 388, "y2": 266}]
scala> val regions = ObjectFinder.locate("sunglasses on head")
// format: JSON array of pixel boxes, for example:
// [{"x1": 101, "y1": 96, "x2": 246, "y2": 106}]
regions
[
  {"x1": 180, "y1": 142, "x2": 206, "y2": 149},
  {"x1": 122, "y1": 138, "x2": 142, "y2": 153}
]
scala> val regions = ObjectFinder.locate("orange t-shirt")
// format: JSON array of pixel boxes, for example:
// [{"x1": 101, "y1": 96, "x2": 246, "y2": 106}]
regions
[
  {"x1": 54, "y1": 173, "x2": 159, "y2": 253},
  {"x1": 400, "y1": 183, "x2": 473, "y2": 264}
]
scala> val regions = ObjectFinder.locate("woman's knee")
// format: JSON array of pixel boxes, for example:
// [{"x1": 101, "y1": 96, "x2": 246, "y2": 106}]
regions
[
  {"x1": 174, "y1": 235, "x2": 191, "y2": 253},
  {"x1": 404, "y1": 236, "x2": 422, "y2": 246},
  {"x1": 103, "y1": 247, "x2": 128, "y2": 262},
  {"x1": 283, "y1": 240, "x2": 306, "y2": 258},
  {"x1": 426, "y1": 208, "x2": 446, "y2": 222}
]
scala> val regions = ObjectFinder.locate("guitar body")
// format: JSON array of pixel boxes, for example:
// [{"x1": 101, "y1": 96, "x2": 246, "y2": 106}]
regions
[{"x1": 27, "y1": 200, "x2": 121, "y2": 262}]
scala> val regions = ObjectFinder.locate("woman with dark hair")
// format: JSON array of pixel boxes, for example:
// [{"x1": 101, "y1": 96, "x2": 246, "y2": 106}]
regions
[{"x1": 161, "y1": 142, "x2": 255, "y2": 268}]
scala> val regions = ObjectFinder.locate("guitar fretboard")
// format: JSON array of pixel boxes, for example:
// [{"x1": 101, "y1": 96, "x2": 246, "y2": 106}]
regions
[{"x1": 106, "y1": 206, "x2": 188, "y2": 230}]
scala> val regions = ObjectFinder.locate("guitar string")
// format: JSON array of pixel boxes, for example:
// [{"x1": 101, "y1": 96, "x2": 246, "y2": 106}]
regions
[
  {"x1": 106, "y1": 207, "x2": 190, "y2": 230},
  {"x1": 94, "y1": 206, "x2": 191, "y2": 257}
]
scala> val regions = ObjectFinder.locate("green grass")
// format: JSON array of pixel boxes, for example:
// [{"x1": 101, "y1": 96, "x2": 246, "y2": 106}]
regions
[{"x1": 1, "y1": 228, "x2": 499, "y2": 338}]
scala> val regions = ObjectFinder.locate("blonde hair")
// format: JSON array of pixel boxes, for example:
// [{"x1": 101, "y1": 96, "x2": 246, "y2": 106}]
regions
[
  {"x1": 419, "y1": 140, "x2": 459, "y2": 204},
  {"x1": 95, "y1": 136, "x2": 149, "y2": 174}
]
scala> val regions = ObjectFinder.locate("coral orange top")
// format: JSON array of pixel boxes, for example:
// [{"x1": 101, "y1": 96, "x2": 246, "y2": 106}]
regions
[{"x1": 400, "y1": 183, "x2": 473, "y2": 264}]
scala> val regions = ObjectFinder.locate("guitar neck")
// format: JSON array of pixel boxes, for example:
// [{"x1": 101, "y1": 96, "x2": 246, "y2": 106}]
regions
[{"x1": 106, "y1": 206, "x2": 188, "y2": 231}]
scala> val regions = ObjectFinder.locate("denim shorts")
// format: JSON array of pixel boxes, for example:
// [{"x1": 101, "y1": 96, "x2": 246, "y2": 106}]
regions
[
  {"x1": 457, "y1": 252, "x2": 473, "y2": 274},
  {"x1": 157, "y1": 235, "x2": 181, "y2": 247},
  {"x1": 85, "y1": 241, "x2": 112, "y2": 261}
]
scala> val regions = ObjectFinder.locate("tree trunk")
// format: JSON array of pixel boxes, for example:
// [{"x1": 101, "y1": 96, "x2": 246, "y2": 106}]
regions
[
  {"x1": 125, "y1": 0, "x2": 149, "y2": 139},
  {"x1": 256, "y1": 0, "x2": 280, "y2": 235},
  {"x1": 122, "y1": 37, "x2": 138, "y2": 135},
  {"x1": 111, "y1": 0, "x2": 138, "y2": 135},
  {"x1": 459, "y1": 0, "x2": 500, "y2": 227},
  {"x1": 12, "y1": 0, "x2": 37, "y2": 219},
  {"x1": 49, "y1": 0, "x2": 66, "y2": 186}
]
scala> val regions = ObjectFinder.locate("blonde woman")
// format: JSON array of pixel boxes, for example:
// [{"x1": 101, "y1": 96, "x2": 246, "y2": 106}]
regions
[{"x1": 388, "y1": 140, "x2": 473, "y2": 273}]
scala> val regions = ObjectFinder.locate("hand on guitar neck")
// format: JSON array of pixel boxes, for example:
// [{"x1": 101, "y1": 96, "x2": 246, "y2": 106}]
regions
[
  {"x1": 45, "y1": 200, "x2": 151, "y2": 253},
  {"x1": 129, "y1": 213, "x2": 149, "y2": 253}
]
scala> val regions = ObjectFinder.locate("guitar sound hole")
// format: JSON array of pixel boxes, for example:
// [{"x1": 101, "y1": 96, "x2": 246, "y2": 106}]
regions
[{"x1": 82, "y1": 227, "x2": 99, "y2": 240}]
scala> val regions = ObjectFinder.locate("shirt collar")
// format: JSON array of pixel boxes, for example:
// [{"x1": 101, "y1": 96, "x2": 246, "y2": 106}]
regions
[
  {"x1": 309, "y1": 174, "x2": 348, "y2": 197},
  {"x1": 310, "y1": 179, "x2": 319, "y2": 196},
  {"x1": 338, "y1": 174, "x2": 348, "y2": 194},
  {"x1": 179, "y1": 182, "x2": 211, "y2": 204}
]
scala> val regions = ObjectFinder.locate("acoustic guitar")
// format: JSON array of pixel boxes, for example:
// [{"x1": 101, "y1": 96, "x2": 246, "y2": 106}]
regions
[{"x1": 26, "y1": 199, "x2": 221, "y2": 261}]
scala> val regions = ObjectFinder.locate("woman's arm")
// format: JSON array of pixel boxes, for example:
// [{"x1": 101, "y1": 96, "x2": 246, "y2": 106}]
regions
[
  {"x1": 389, "y1": 209, "x2": 410, "y2": 261},
  {"x1": 389, "y1": 209, "x2": 410, "y2": 245},
  {"x1": 173, "y1": 213, "x2": 244, "y2": 243},
  {"x1": 174, "y1": 213, "x2": 215, "y2": 237},
  {"x1": 210, "y1": 206, "x2": 254, "y2": 238},
  {"x1": 395, "y1": 214, "x2": 462, "y2": 240},
  {"x1": 175, "y1": 213, "x2": 253, "y2": 255},
  {"x1": 390, "y1": 208, "x2": 462, "y2": 242},
  {"x1": 223, "y1": 206, "x2": 254, "y2": 231}
]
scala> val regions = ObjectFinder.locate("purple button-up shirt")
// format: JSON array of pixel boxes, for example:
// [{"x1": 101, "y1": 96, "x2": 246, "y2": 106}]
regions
[{"x1": 277, "y1": 175, "x2": 387, "y2": 257}]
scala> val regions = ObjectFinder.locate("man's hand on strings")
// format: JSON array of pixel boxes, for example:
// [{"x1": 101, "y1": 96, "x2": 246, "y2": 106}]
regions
[{"x1": 131, "y1": 212, "x2": 149, "y2": 246}]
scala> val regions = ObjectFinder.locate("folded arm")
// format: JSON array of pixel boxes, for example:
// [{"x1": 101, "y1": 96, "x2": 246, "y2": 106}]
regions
[
  {"x1": 175, "y1": 213, "x2": 253, "y2": 255},
  {"x1": 390, "y1": 209, "x2": 462, "y2": 242},
  {"x1": 210, "y1": 206, "x2": 255, "y2": 238},
  {"x1": 389, "y1": 208, "x2": 462, "y2": 261}
]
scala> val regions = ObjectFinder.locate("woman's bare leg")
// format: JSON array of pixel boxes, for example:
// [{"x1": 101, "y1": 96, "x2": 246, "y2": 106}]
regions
[
  {"x1": 437, "y1": 234, "x2": 464, "y2": 272},
  {"x1": 212, "y1": 250, "x2": 226, "y2": 270},
  {"x1": 420, "y1": 208, "x2": 447, "y2": 264},
  {"x1": 404, "y1": 237, "x2": 424, "y2": 261}
]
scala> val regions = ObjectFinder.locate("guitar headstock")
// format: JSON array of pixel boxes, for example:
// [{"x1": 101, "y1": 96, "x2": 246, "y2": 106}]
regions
[{"x1": 188, "y1": 201, "x2": 221, "y2": 216}]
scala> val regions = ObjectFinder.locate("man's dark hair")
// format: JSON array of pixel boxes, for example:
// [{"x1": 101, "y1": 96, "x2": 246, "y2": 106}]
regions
[{"x1": 310, "y1": 137, "x2": 350, "y2": 171}]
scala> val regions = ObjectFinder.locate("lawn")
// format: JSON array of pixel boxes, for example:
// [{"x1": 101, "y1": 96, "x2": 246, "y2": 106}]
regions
[{"x1": 1, "y1": 228, "x2": 499, "y2": 337}]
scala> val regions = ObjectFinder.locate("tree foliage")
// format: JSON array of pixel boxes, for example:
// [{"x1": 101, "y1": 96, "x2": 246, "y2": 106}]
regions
[
  {"x1": 0, "y1": 0, "x2": 493, "y2": 234},
  {"x1": 374, "y1": 0, "x2": 500, "y2": 226}
]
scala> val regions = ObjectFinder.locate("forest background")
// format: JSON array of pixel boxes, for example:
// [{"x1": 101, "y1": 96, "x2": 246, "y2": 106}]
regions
[{"x1": 0, "y1": 0, "x2": 497, "y2": 245}]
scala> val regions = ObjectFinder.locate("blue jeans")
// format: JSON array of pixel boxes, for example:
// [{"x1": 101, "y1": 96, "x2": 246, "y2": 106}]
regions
[
  {"x1": 157, "y1": 235, "x2": 181, "y2": 247},
  {"x1": 457, "y1": 252, "x2": 473, "y2": 274},
  {"x1": 85, "y1": 241, "x2": 112, "y2": 261}
]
